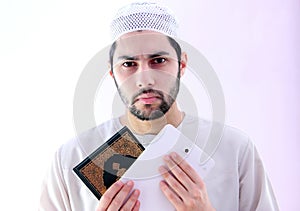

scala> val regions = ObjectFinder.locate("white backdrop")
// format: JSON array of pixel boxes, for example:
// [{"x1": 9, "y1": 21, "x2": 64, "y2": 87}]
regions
[{"x1": 0, "y1": 0, "x2": 299, "y2": 210}]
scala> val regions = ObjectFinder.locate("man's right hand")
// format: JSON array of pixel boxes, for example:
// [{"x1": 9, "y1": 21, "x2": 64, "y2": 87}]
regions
[{"x1": 96, "y1": 180, "x2": 140, "y2": 211}]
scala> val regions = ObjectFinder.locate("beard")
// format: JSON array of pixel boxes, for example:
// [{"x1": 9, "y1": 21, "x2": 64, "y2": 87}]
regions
[{"x1": 116, "y1": 72, "x2": 180, "y2": 121}]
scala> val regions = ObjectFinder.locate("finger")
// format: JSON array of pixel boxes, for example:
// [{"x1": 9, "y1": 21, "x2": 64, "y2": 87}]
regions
[
  {"x1": 132, "y1": 200, "x2": 140, "y2": 211},
  {"x1": 97, "y1": 180, "x2": 124, "y2": 211},
  {"x1": 159, "y1": 165, "x2": 187, "y2": 196},
  {"x1": 107, "y1": 180, "x2": 135, "y2": 211},
  {"x1": 160, "y1": 180, "x2": 182, "y2": 207},
  {"x1": 163, "y1": 154, "x2": 194, "y2": 190},
  {"x1": 170, "y1": 152, "x2": 205, "y2": 187},
  {"x1": 120, "y1": 189, "x2": 140, "y2": 211}
]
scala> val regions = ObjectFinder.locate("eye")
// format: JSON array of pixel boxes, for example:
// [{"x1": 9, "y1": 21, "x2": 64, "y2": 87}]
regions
[
  {"x1": 151, "y1": 57, "x2": 166, "y2": 64},
  {"x1": 122, "y1": 61, "x2": 137, "y2": 67}
]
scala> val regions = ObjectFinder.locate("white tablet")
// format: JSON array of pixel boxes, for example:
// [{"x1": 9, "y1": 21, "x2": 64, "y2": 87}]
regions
[{"x1": 121, "y1": 124, "x2": 215, "y2": 210}]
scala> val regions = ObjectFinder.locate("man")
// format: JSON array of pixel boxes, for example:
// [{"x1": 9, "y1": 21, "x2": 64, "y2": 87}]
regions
[{"x1": 39, "y1": 2, "x2": 279, "y2": 210}]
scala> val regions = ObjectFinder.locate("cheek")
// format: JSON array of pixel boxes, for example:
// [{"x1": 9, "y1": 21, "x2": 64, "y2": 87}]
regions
[
  {"x1": 155, "y1": 71, "x2": 178, "y2": 89},
  {"x1": 113, "y1": 72, "x2": 126, "y2": 85},
  {"x1": 115, "y1": 75, "x2": 137, "y2": 96}
]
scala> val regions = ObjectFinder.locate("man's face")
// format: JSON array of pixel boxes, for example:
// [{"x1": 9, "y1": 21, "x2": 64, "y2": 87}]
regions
[{"x1": 111, "y1": 31, "x2": 182, "y2": 121}]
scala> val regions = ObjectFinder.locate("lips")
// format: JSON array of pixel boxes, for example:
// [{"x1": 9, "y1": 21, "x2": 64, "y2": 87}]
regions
[{"x1": 134, "y1": 93, "x2": 162, "y2": 104}]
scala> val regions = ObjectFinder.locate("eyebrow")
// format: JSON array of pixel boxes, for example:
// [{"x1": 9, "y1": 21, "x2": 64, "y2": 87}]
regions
[{"x1": 117, "y1": 51, "x2": 170, "y2": 61}]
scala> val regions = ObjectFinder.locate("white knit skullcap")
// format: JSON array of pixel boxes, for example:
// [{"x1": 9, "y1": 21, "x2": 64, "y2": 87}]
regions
[{"x1": 110, "y1": 2, "x2": 179, "y2": 41}]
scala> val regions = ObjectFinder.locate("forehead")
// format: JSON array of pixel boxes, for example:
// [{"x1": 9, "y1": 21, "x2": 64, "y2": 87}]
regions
[{"x1": 114, "y1": 31, "x2": 176, "y2": 59}]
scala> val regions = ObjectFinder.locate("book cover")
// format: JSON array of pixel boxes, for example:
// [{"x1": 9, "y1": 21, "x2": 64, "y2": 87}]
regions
[{"x1": 73, "y1": 126, "x2": 144, "y2": 199}]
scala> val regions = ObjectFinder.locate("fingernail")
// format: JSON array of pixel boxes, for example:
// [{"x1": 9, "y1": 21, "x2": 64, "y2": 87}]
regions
[
  {"x1": 163, "y1": 155, "x2": 170, "y2": 161},
  {"x1": 171, "y1": 152, "x2": 177, "y2": 159},
  {"x1": 158, "y1": 166, "x2": 168, "y2": 174},
  {"x1": 127, "y1": 180, "x2": 133, "y2": 186},
  {"x1": 160, "y1": 181, "x2": 168, "y2": 189},
  {"x1": 158, "y1": 166, "x2": 164, "y2": 173}
]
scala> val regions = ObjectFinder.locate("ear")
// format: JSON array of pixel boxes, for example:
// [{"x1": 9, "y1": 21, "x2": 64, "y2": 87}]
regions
[
  {"x1": 179, "y1": 52, "x2": 188, "y2": 77},
  {"x1": 108, "y1": 62, "x2": 114, "y2": 78},
  {"x1": 109, "y1": 70, "x2": 114, "y2": 78}
]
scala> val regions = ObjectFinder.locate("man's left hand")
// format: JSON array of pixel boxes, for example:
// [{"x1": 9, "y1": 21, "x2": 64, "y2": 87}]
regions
[{"x1": 159, "y1": 152, "x2": 215, "y2": 211}]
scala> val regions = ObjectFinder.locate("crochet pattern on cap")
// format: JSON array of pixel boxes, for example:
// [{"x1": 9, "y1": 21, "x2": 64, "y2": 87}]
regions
[{"x1": 110, "y1": 2, "x2": 178, "y2": 40}]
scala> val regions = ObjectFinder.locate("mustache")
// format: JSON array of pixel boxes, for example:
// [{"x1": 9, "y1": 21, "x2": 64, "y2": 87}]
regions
[{"x1": 131, "y1": 88, "x2": 164, "y2": 104}]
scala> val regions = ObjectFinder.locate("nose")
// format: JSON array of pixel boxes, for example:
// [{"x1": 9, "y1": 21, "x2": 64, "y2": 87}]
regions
[{"x1": 135, "y1": 63, "x2": 155, "y2": 88}]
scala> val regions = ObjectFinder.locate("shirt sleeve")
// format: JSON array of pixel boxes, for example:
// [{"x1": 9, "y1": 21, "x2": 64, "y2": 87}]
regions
[
  {"x1": 39, "y1": 148, "x2": 71, "y2": 211},
  {"x1": 238, "y1": 139, "x2": 279, "y2": 211}
]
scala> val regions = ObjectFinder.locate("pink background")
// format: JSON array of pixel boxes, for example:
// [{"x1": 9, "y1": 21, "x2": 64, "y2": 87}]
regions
[
  {"x1": 0, "y1": 0, "x2": 298, "y2": 210},
  {"x1": 169, "y1": 0, "x2": 300, "y2": 210}
]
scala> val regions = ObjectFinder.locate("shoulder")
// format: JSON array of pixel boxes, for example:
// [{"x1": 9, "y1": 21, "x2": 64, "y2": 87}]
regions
[
  {"x1": 57, "y1": 118, "x2": 122, "y2": 170},
  {"x1": 183, "y1": 115, "x2": 251, "y2": 160},
  {"x1": 220, "y1": 123, "x2": 250, "y2": 153}
]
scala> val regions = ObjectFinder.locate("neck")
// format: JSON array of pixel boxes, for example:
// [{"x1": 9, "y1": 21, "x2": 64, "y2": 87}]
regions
[{"x1": 120, "y1": 102, "x2": 184, "y2": 135}]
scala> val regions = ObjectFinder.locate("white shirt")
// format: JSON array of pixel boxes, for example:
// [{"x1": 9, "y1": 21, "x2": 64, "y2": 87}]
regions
[{"x1": 39, "y1": 115, "x2": 279, "y2": 210}]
